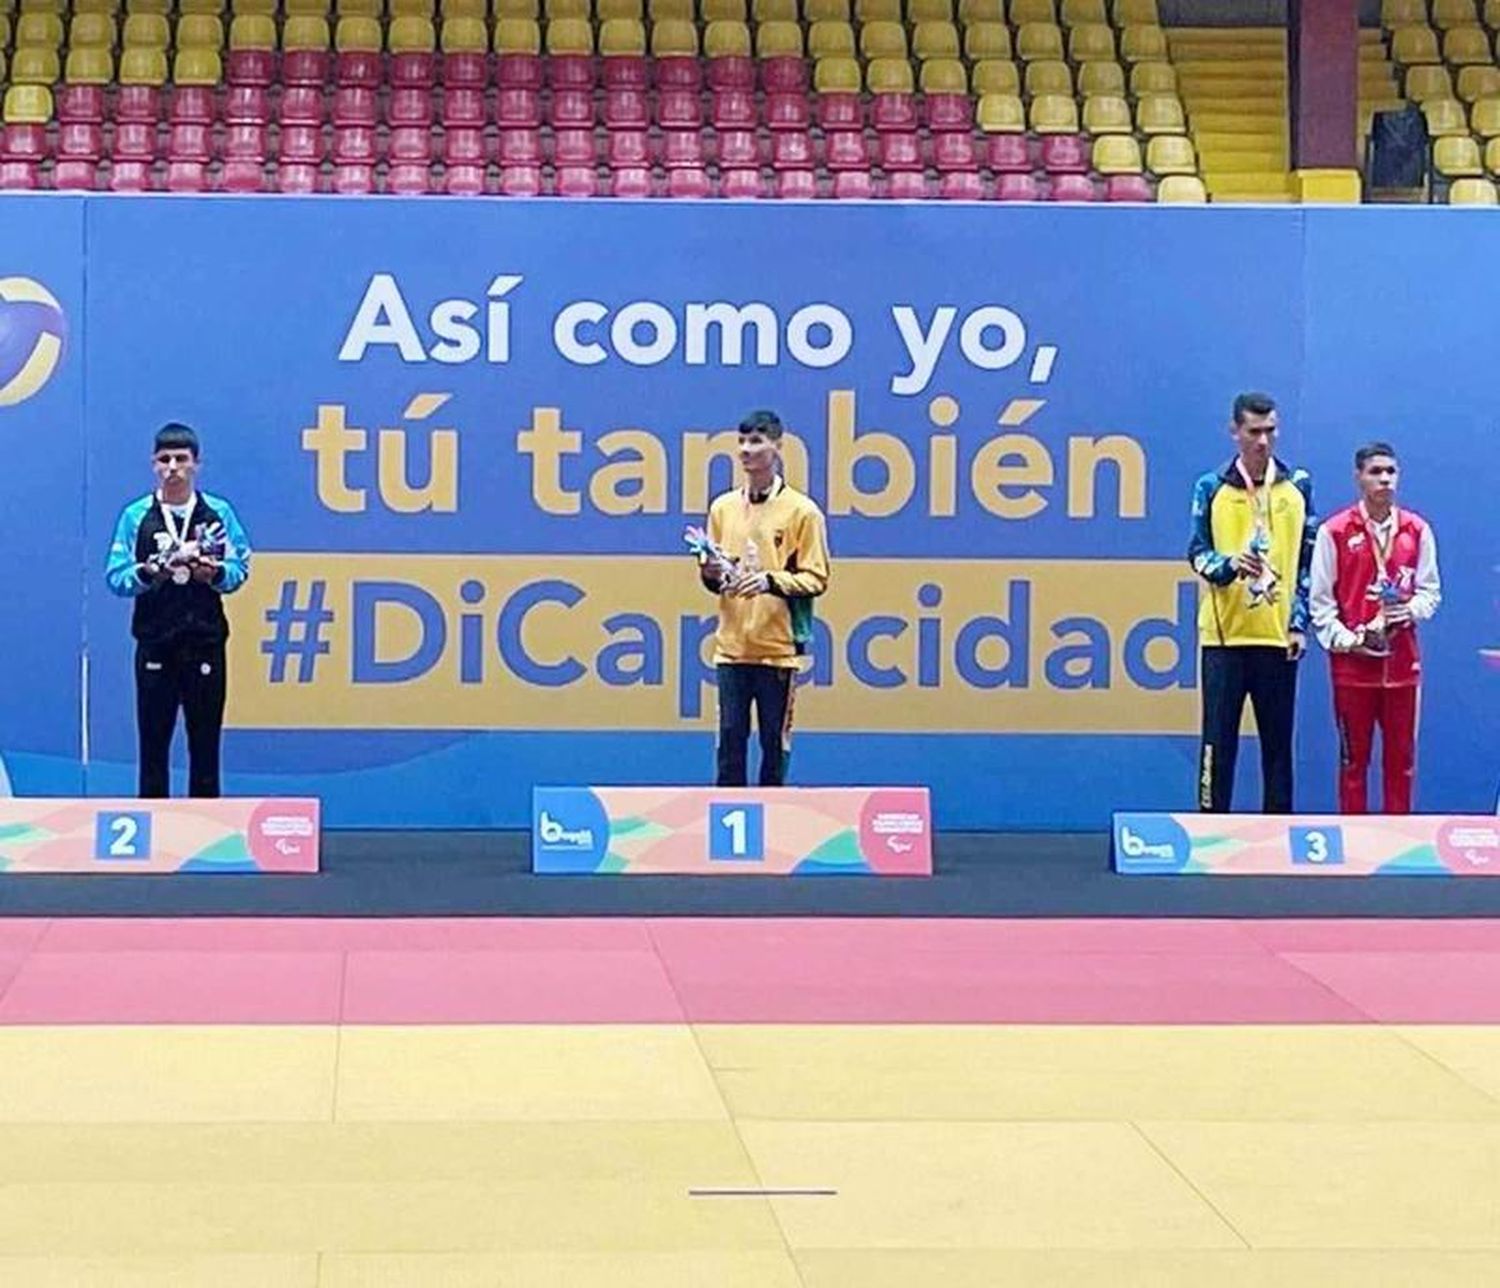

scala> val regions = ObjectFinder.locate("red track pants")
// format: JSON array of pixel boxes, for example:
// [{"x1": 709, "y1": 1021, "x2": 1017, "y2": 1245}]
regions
[{"x1": 1333, "y1": 683, "x2": 1419, "y2": 814}]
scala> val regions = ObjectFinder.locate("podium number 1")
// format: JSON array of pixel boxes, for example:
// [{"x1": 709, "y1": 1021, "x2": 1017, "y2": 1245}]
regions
[
  {"x1": 709, "y1": 802, "x2": 765, "y2": 862},
  {"x1": 722, "y1": 809, "x2": 749, "y2": 856}
]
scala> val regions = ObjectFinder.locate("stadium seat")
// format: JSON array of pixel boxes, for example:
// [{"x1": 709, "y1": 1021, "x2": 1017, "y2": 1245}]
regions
[
  {"x1": 442, "y1": 85, "x2": 485, "y2": 125},
  {"x1": 55, "y1": 123, "x2": 102, "y2": 188},
  {"x1": 1485, "y1": 0, "x2": 1500, "y2": 25},
  {"x1": 555, "y1": 166, "x2": 598, "y2": 197},
  {"x1": 599, "y1": 20, "x2": 649, "y2": 94},
  {"x1": 1391, "y1": 27, "x2": 1441, "y2": 64},
  {"x1": 1157, "y1": 174, "x2": 1207, "y2": 201},
  {"x1": 1029, "y1": 92, "x2": 1080, "y2": 133},
  {"x1": 1448, "y1": 175, "x2": 1498, "y2": 202},
  {"x1": 1069, "y1": 23, "x2": 1116, "y2": 63},
  {"x1": 226, "y1": 16, "x2": 276, "y2": 86},
  {"x1": 831, "y1": 170, "x2": 875, "y2": 198},
  {"x1": 754, "y1": 0, "x2": 797, "y2": 16},
  {"x1": 666, "y1": 167, "x2": 712, "y2": 198},
  {"x1": 1380, "y1": 0, "x2": 1427, "y2": 24},
  {"x1": 701, "y1": 0, "x2": 746, "y2": 17},
  {"x1": 766, "y1": 89, "x2": 811, "y2": 131},
  {"x1": 1120, "y1": 23, "x2": 1168, "y2": 61},
  {"x1": 914, "y1": 22, "x2": 961, "y2": 61},
  {"x1": 886, "y1": 171, "x2": 933, "y2": 199},
  {"x1": 977, "y1": 91, "x2": 1026, "y2": 132},
  {"x1": 177, "y1": 15, "x2": 224, "y2": 50},
  {"x1": 910, "y1": 0, "x2": 954, "y2": 21},
  {"x1": 824, "y1": 129, "x2": 870, "y2": 171},
  {"x1": 932, "y1": 130, "x2": 978, "y2": 174},
  {"x1": 973, "y1": 60, "x2": 1020, "y2": 96},
  {"x1": 610, "y1": 166, "x2": 654, "y2": 197},
  {"x1": 10, "y1": 48, "x2": 61, "y2": 87},
  {"x1": 1130, "y1": 61, "x2": 1176, "y2": 96},
  {"x1": 606, "y1": 128, "x2": 650, "y2": 169},
  {"x1": 964, "y1": 23, "x2": 1012, "y2": 62},
  {"x1": 1050, "y1": 173, "x2": 1096, "y2": 200},
  {"x1": 1137, "y1": 93, "x2": 1187, "y2": 134},
  {"x1": 223, "y1": 124, "x2": 268, "y2": 191},
  {"x1": 1485, "y1": 137, "x2": 1500, "y2": 173},
  {"x1": 1062, "y1": 0, "x2": 1107, "y2": 22},
  {"x1": 1093, "y1": 133, "x2": 1143, "y2": 173},
  {"x1": 1078, "y1": 61, "x2": 1126, "y2": 97},
  {"x1": 1472, "y1": 98, "x2": 1500, "y2": 137},
  {"x1": 814, "y1": 56, "x2": 861, "y2": 93},
  {"x1": 1405, "y1": 65, "x2": 1455, "y2": 104},
  {"x1": 770, "y1": 130, "x2": 814, "y2": 172},
  {"x1": 994, "y1": 172, "x2": 1043, "y2": 201},
  {"x1": 1025, "y1": 59, "x2": 1073, "y2": 97},
  {"x1": 1457, "y1": 68, "x2": 1500, "y2": 104},
  {"x1": 225, "y1": 84, "x2": 269, "y2": 125},
  {"x1": 717, "y1": 129, "x2": 759, "y2": 168},
  {"x1": 722, "y1": 168, "x2": 765, "y2": 198},
  {"x1": 877, "y1": 131, "x2": 923, "y2": 172},
  {"x1": 939, "y1": 171, "x2": 985, "y2": 199},
  {"x1": 281, "y1": 18, "x2": 331, "y2": 87},
  {"x1": 816, "y1": 84, "x2": 864, "y2": 130},
  {"x1": 1012, "y1": 0, "x2": 1057, "y2": 20},
  {"x1": 498, "y1": 165, "x2": 543, "y2": 196},
  {"x1": 861, "y1": 21, "x2": 908, "y2": 61},
  {"x1": 1016, "y1": 22, "x2": 1065, "y2": 61},
  {"x1": 604, "y1": 87, "x2": 650, "y2": 130},
  {"x1": 549, "y1": 87, "x2": 594, "y2": 128},
  {"x1": 1443, "y1": 27, "x2": 1491, "y2": 63},
  {"x1": 444, "y1": 125, "x2": 488, "y2": 168},
  {"x1": 1112, "y1": 0, "x2": 1159, "y2": 20},
  {"x1": 1040, "y1": 132, "x2": 1088, "y2": 172},
  {"x1": 1422, "y1": 98, "x2": 1470, "y2": 136},
  {"x1": 122, "y1": 12, "x2": 167, "y2": 48},
  {"x1": 333, "y1": 85, "x2": 377, "y2": 128},
  {"x1": 711, "y1": 88, "x2": 757, "y2": 130},
  {"x1": 856, "y1": 0, "x2": 902, "y2": 19},
  {"x1": 1146, "y1": 133, "x2": 1196, "y2": 174},
  {"x1": 16, "y1": 12, "x2": 63, "y2": 48},
  {"x1": 279, "y1": 87, "x2": 324, "y2": 126},
  {"x1": 277, "y1": 124, "x2": 325, "y2": 163},
  {"x1": 1083, "y1": 94, "x2": 1133, "y2": 134},
  {"x1": 987, "y1": 133, "x2": 1031, "y2": 172},
  {"x1": 924, "y1": 89, "x2": 974, "y2": 132},
  {"x1": 389, "y1": 16, "x2": 437, "y2": 87},
  {"x1": 498, "y1": 127, "x2": 542, "y2": 166},
  {"x1": 1104, "y1": 174, "x2": 1153, "y2": 201},
  {"x1": 920, "y1": 58, "x2": 967, "y2": 94},
  {"x1": 1431, "y1": 0, "x2": 1478, "y2": 28},
  {"x1": 493, "y1": 21, "x2": 542, "y2": 89},
  {"x1": 388, "y1": 86, "x2": 432, "y2": 127},
  {"x1": 58, "y1": 53, "x2": 110, "y2": 124},
  {"x1": 1433, "y1": 134, "x2": 1483, "y2": 175},
  {"x1": 705, "y1": 23, "x2": 753, "y2": 90},
  {"x1": 960, "y1": 0, "x2": 1006, "y2": 20},
  {"x1": 334, "y1": 17, "x2": 383, "y2": 87},
  {"x1": 68, "y1": 13, "x2": 114, "y2": 47},
  {"x1": 599, "y1": 0, "x2": 642, "y2": 16},
  {"x1": 809, "y1": 20, "x2": 855, "y2": 59},
  {"x1": 657, "y1": 86, "x2": 702, "y2": 129}
]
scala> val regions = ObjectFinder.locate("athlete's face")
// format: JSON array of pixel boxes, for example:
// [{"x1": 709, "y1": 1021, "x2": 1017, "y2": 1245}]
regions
[
  {"x1": 1231, "y1": 410, "x2": 1277, "y2": 473},
  {"x1": 738, "y1": 430, "x2": 780, "y2": 481},
  {"x1": 153, "y1": 447, "x2": 198, "y2": 502},
  {"x1": 1357, "y1": 454, "x2": 1398, "y2": 508}
]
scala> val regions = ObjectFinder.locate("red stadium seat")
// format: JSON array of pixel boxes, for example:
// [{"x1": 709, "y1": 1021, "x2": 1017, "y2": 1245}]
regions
[
  {"x1": 224, "y1": 124, "x2": 268, "y2": 164},
  {"x1": 445, "y1": 164, "x2": 488, "y2": 195},
  {"x1": 878, "y1": 132, "x2": 923, "y2": 172},
  {"x1": 886, "y1": 171, "x2": 933, "y2": 199},
  {"x1": 607, "y1": 130, "x2": 652, "y2": 169},
  {"x1": 771, "y1": 131, "x2": 814, "y2": 170},
  {"x1": 655, "y1": 57, "x2": 701, "y2": 91},
  {"x1": 0, "y1": 160, "x2": 43, "y2": 191},
  {"x1": 604, "y1": 89, "x2": 649, "y2": 130},
  {"x1": 335, "y1": 51, "x2": 383, "y2": 91},
  {"x1": 498, "y1": 128, "x2": 543, "y2": 167},
  {"x1": 53, "y1": 160, "x2": 98, "y2": 191},
  {"x1": 222, "y1": 161, "x2": 267, "y2": 193},
  {"x1": 170, "y1": 87, "x2": 217, "y2": 127},
  {"x1": 277, "y1": 126, "x2": 325, "y2": 165},
  {"x1": 932, "y1": 132, "x2": 978, "y2": 172},
  {"x1": 552, "y1": 129, "x2": 596, "y2": 167},
  {"x1": 389, "y1": 126, "x2": 432, "y2": 163},
  {"x1": 547, "y1": 55, "x2": 596, "y2": 91},
  {"x1": 279, "y1": 88, "x2": 325, "y2": 127},
  {"x1": 388, "y1": 89, "x2": 432, "y2": 128},
  {"x1": 443, "y1": 88, "x2": 485, "y2": 130},
  {"x1": 716, "y1": 129, "x2": 759, "y2": 168},
  {"x1": 391, "y1": 52, "x2": 436, "y2": 91},
  {"x1": 1050, "y1": 173, "x2": 1096, "y2": 200},
  {"x1": 109, "y1": 160, "x2": 154, "y2": 192},
  {"x1": 832, "y1": 170, "x2": 875, "y2": 198},
  {"x1": 1041, "y1": 134, "x2": 1089, "y2": 174},
  {"x1": 609, "y1": 166, "x2": 653, "y2": 196},
  {"x1": 816, "y1": 92, "x2": 863, "y2": 131},
  {"x1": 57, "y1": 85, "x2": 106, "y2": 126},
  {"x1": 548, "y1": 89, "x2": 594, "y2": 129},
  {"x1": 226, "y1": 50, "x2": 276, "y2": 89},
  {"x1": 333, "y1": 88, "x2": 378, "y2": 130},
  {"x1": 711, "y1": 90, "x2": 757, "y2": 131},
  {"x1": 332, "y1": 164, "x2": 376, "y2": 194},
  {"x1": 276, "y1": 163, "x2": 320, "y2": 194},
  {"x1": 281, "y1": 51, "x2": 329, "y2": 88},
  {"x1": 994, "y1": 171, "x2": 1042, "y2": 201},
  {"x1": 761, "y1": 57, "x2": 808, "y2": 93},
  {"x1": 499, "y1": 165, "x2": 543, "y2": 196},
  {"x1": 602, "y1": 57, "x2": 650, "y2": 92},
  {"x1": 387, "y1": 163, "x2": 432, "y2": 194},
  {"x1": 661, "y1": 130, "x2": 705, "y2": 169},
  {"x1": 165, "y1": 162, "x2": 210, "y2": 193},
  {"x1": 706, "y1": 57, "x2": 754, "y2": 92},
  {"x1": 556, "y1": 165, "x2": 599, "y2": 196},
  {"x1": 775, "y1": 169, "x2": 817, "y2": 198},
  {"x1": 987, "y1": 134, "x2": 1032, "y2": 173},
  {"x1": 924, "y1": 94, "x2": 973, "y2": 133},
  {"x1": 870, "y1": 94, "x2": 918, "y2": 133},
  {"x1": 498, "y1": 88, "x2": 544, "y2": 128},
  {"x1": 451, "y1": 53, "x2": 495, "y2": 89},
  {"x1": 722, "y1": 168, "x2": 764, "y2": 197},
  {"x1": 58, "y1": 122, "x2": 103, "y2": 165},
  {"x1": 332, "y1": 126, "x2": 378, "y2": 167},
  {"x1": 657, "y1": 89, "x2": 702, "y2": 130},
  {"x1": 1105, "y1": 174, "x2": 1152, "y2": 202},
  {"x1": 766, "y1": 92, "x2": 811, "y2": 131},
  {"x1": 115, "y1": 86, "x2": 163, "y2": 126},
  {"x1": 939, "y1": 171, "x2": 985, "y2": 199},
  {"x1": 666, "y1": 166, "x2": 712, "y2": 197},
  {"x1": 824, "y1": 129, "x2": 871, "y2": 171},
  {"x1": 167, "y1": 123, "x2": 212, "y2": 164},
  {"x1": 443, "y1": 127, "x2": 488, "y2": 168},
  {"x1": 112, "y1": 122, "x2": 158, "y2": 163},
  {"x1": 224, "y1": 87, "x2": 270, "y2": 127}
]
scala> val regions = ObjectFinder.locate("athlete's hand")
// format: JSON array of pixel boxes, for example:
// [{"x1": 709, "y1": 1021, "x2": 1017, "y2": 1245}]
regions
[
  {"x1": 1383, "y1": 602, "x2": 1413, "y2": 629},
  {"x1": 140, "y1": 558, "x2": 169, "y2": 584},
  {"x1": 1232, "y1": 551, "x2": 1264, "y2": 580},
  {"x1": 730, "y1": 571, "x2": 771, "y2": 598},
  {"x1": 190, "y1": 559, "x2": 221, "y2": 585},
  {"x1": 1287, "y1": 631, "x2": 1307, "y2": 662}
]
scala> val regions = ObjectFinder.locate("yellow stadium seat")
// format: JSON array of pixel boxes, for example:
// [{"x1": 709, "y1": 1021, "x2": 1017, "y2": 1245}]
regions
[
  {"x1": 856, "y1": 0, "x2": 902, "y2": 18},
  {"x1": 1069, "y1": 21, "x2": 1115, "y2": 62},
  {"x1": 1136, "y1": 91, "x2": 1185, "y2": 133},
  {"x1": 284, "y1": 0, "x2": 330, "y2": 15},
  {"x1": 1449, "y1": 176, "x2": 1498, "y2": 203},
  {"x1": 972, "y1": 59, "x2": 1019, "y2": 94},
  {"x1": 228, "y1": 0, "x2": 275, "y2": 13},
  {"x1": 599, "y1": 17, "x2": 645, "y2": 54},
  {"x1": 909, "y1": 0, "x2": 954, "y2": 21},
  {"x1": 1029, "y1": 91, "x2": 1078, "y2": 132},
  {"x1": 1079, "y1": 60, "x2": 1125, "y2": 96},
  {"x1": 0, "y1": 54, "x2": 7, "y2": 85},
  {"x1": 1457, "y1": 67, "x2": 1500, "y2": 103},
  {"x1": 494, "y1": 0, "x2": 539, "y2": 13},
  {"x1": 754, "y1": 0, "x2": 797, "y2": 17},
  {"x1": 388, "y1": 0, "x2": 433, "y2": 15},
  {"x1": 442, "y1": 15, "x2": 486, "y2": 50},
  {"x1": 1082, "y1": 93, "x2": 1132, "y2": 133},
  {"x1": 545, "y1": 0, "x2": 588, "y2": 16},
  {"x1": 1093, "y1": 134, "x2": 1143, "y2": 173},
  {"x1": 118, "y1": 45, "x2": 167, "y2": 82},
  {"x1": 860, "y1": 19, "x2": 907, "y2": 59},
  {"x1": 699, "y1": 0, "x2": 745, "y2": 19},
  {"x1": 803, "y1": 0, "x2": 849, "y2": 16},
  {"x1": 813, "y1": 55, "x2": 861, "y2": 92},
  {"x1": 9, "y1": 47, "x2": 59, "y2": 83},
  {"x1": 756, "y1": 19, "x2": 802, "y2": 56},
  {"x1": 18, "y1": 0, "x2": 64, "y2": 11},
  {"x1": 1486, "y1": 0, "x2": 1500, "y2": 26},
  {"x1": 964, "y1": 21, "x2": 1011, "y2": 60},
  {"x1": 652, "y1": 18, "x2": 697, "y2": 55},
  {"x1": 920, "y1": 57, "x2": 967, "y2": 92},
  {"x1": 1487, "y1": 137, "x2": 1500, "y2": 174},
  {"x1": 1121, "y1": 23, "x2": 1167, "y2": 61},
  {"x1": 1024, "y1": 58, "x2": 1071, "y2": 95},
  {"x1": 650, "y1": 0, "x2": 692, "y2": 12},
  {"x1": 1061, "y1": 0, "x2": 1105, "y2": 21},
  {"x1": 0, "y1": 14, "x2": 8, "y2": 46},
  {"x1": 959, "y1": 0, "x2": 1005, "y2": 20},
  {"x1": 1431, "y1": 0, "x2": 1478, "y2": 28},
  {"x1": 1434, "y1": 135, "x2": 1483, "y2": 174},
  {"x1": 173, "y1": 48, "x2": 221, "y2": 84},
  {"x1": 68, "y1": 13, "x2": 115, "y2": 46},
  {"x1": 977, "y1": 89, "x2": 1025, "y2": 131},
  {"x1": 283, "y1": 16, "x2": 330, "y2": 49},
  {"x1": 177, "y1": 14, "x2": 224, "y2": 48},
  {"x1": 1130, "y1": 60, "x2": 1175, "y2": 94},
  {"x1": 914, "y1": 21, "x2": 961, "y2": 60},
  {"x1": 1423, "y1": 97, "x2": 1470, "y2": 135},
  {"x1": 16, "y1": 12, "x2": 62, "y2": 45},
  {"x1": 1157, "y1": 175, "x2": 1207, "y2": 202},
  {"x1": 705, "y1": 19, "x2": 750, "y2": 57},
  {"x1": 1016, "y1": 21, "x2": 1064, "y2": 60},
  {"x1": 1404, "y1": 65, "x2": 1454, "y2": 103},
  {"x1": 389, "y1": 15, "x2": 436, "y2": 50},
  {"x1": 122, "y1": 13, "x2": 168, "y2": 46},
  {"x1": 1010, "y1": 0, "x2": 1055, "y2": 21},
  {"x1": 598, "y1": 0, "x2": 642, "y2": 17},
  {"x1": 1380, "y1": 0, "x2": 1427, "y2": 23},
  {"x1": 1146, "y1": 133, "x2": 1195, "y2": 174},
  {"x1": 335, "y1": 15, "x2": 381, "y2": 50},
  {"x1": 229, "y1": 15, "x2": 277, "y2": 50},
  {"x1": 491, "y1": 17, "x2": 538, "y2": 51},
  {"x1": 126, "y1": 0, "x2": 172, "y2": 13},
  {"x1": 867, "y1": 56, "x2": 914, "y2": 92},
  {"x1": 546, "y1": 16, "x2": 593, "y2": 52},
  {"x1": 335, "y1": 0, "x2": 381, "y2": 15},
  {"x1": 442, "y1": 0, "x2": 489, "y2": 17},
  {"x1": 64, "y1": 47, "x2": 114, "y2": 83},
  {"x1": 1443, "y1": 27, "x2": 1491, "y2": 63},
  {"x1": 3, "y1": 84, "x2": 52, "y2": 123},
  {"x1": 809, "y1": 19, "x2": 855, "y2": 58},
  {"x1": 180, "y1": 0, "x2": 225, "y2": 15},
  {"x1": 1112, "y1": 0, "x2": 1158, "y2": 21},
  {"x1": 71, "y1": 0, "x2": 120, "y2": 13},
  {"x1": 1472, "y1": 97, "x2": 1500, "y2": 137},
  {"x1": 1390, "y1": 26, "x2": 1440, "y2": 63}
]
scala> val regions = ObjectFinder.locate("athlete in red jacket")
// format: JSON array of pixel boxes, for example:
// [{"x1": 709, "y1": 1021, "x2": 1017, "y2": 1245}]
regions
[{"x1": 1309, "y1": 442, "x2": 1441, "y2": 813}]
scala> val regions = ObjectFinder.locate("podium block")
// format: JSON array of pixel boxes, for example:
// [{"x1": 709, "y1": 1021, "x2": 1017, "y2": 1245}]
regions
[
  {"x1": 0, "y1": 798, "x2": 321, "y2": 874},
  {"x1": 533, "y1": 786, "x2": 932, "y2": 875},
  {"x1": 1113, "y1": 811, "x2": 1500, "y2": 876}
]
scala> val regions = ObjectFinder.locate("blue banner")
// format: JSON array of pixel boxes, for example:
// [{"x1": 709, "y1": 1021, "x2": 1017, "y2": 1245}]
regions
[{"x1": 1, "y1": 197, "x2": 1495, "y2": 828}]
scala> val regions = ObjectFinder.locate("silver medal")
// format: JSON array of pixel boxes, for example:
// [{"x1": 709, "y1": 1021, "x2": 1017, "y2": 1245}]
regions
[{"x1": 172, "y1": 566, "x2": 191, "y2": 585}]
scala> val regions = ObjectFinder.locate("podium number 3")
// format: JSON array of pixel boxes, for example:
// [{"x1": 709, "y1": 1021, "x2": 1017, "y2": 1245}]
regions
[
  {"x1": 1303, "y1": 830, "x2": 1330, "y2": 863},
  {"x1": 109, "y1": 816, "x2": 140, "y2": 856}
]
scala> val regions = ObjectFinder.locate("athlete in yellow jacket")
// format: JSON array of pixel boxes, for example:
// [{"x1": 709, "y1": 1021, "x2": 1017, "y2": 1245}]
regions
[{"x1": 697, "y1": 410, "x2": 831, "y2": 786}]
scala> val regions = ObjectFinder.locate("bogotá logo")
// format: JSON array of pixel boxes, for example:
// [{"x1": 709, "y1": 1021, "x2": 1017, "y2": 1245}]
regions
[{"x1": 0, "y1": 277, "x2": 67, "y2": 408}]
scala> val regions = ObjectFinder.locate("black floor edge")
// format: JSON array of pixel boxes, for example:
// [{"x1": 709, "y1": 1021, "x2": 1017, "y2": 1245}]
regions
[{"x1": 2, "y1": 830, "x2": 1499, "y2": 918}]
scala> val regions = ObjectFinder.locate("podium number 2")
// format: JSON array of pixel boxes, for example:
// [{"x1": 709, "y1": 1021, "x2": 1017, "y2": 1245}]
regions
[
  {"x1": 95, "y1": 811, "x2": 152, "y2": 861},
  {"x1": 109, "y1": 816, "x2": 140, "y2": 856}
]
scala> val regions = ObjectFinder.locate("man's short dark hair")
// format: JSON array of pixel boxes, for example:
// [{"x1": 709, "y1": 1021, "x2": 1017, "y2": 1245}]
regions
[
  {"x1": 1232, "y1": 392, "x2": 1277, "y2": 424},
  {"x1": 154, "y1": 423, "x2": 201, "y2": 458},
  {"x1": 1354, "y1": 441, "x2": 1398, "y2": 470},
  {"x1": 738, "y1": 409, "x2": 784, "y2": 439}
]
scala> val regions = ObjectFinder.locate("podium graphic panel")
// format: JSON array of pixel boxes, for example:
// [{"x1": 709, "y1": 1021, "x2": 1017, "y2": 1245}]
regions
[
  {"x1": 1113, "y1": 812, "x2": 1500, "y2": 876},
  {"x1": 533, "y1": 787, "x2": 932, "y2": 875},
  {"x1": 0, "y1": 798, "x2": 321, "y2": 874}
]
